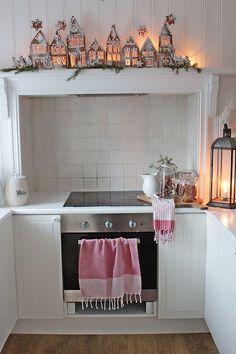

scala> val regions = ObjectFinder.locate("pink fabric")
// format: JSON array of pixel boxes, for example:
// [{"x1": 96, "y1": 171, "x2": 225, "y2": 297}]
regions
[
  {"x1": 151, "y1": 194, "x2": 175, "y2": 243},
  {"x1": 78, "y1": 237, "x2": 142, "y2": 310}
]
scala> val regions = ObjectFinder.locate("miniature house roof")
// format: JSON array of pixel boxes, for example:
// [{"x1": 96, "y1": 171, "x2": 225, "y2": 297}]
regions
[
  {"x1": 68, "y1": 16, "x2": 85, "y2": 36},
  {"x1": 160, "y1": 23, "x2": 172, "y2": 37},
  {"x1": 124, "y1": 36, "x2": 138, "y2": 47},
  {"x1": 141, "y1": 37, "x2": 157, "y2": 52},
  {"x1": 107, "y1": 25, "x2": 121, "y2": 45},
  {"x1": 88, "y1": 39, "x2": 104, "y2": 52},
  {"x1": 31, "y1": 30, "x2": 48, "y2": 46},
  {"x1": 50, "y1": 31, "x2": 66, "y2": 48}
]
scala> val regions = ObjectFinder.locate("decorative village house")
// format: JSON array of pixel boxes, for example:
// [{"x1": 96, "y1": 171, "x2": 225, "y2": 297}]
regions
[
  {"x1": 106, "y1": 25, "x2": 121, "y2": 65},
  {"x1": 87, "y1": 39, "x2": 105, "y2": 66},
  {"x1": 122, "y1": 36, "x2": 139, "y2": 67},
  {"x1": 30, "y1": 30, "x2": 49, "y2": 69},
  {"x1": 158, "y1": 15, "x2": 175, "y2": 67},
  {"x1": 67, "y1": 16, "x2": 86, "y2": 68},
  {"x1": 50, "y1": 31, "x2": 67, "y2": 67},
  {"x1": 141, "y1": 37, "x2": 157, "y2": 67}
]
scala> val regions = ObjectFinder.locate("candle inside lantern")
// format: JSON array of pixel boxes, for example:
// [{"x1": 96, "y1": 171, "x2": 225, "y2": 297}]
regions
[{"x1": 222, "y1": 181, "x2": 228, "y2": 200}]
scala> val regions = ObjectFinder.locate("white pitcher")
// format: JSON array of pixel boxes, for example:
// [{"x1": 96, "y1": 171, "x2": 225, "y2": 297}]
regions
[
  {"x1": 141, "y1": 174, "x2": 159, "y2": 196},
  {"x1": 5, "y1": 175, "x2": 29, "y2": 207}
]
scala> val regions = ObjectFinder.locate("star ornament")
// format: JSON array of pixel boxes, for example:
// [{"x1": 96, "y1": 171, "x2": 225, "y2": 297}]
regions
[
  {"x1": 137, "y1": 25, "x2": 147, "y2": 37},
  {"x1": 56, "y1": 20, "x2": 67, "y2": 31},
  {"x1": 166, "y1": 14, "x2": 176, "y2": 26},
  {"x1": 31, "y1": 19, "x2": 42, "y2": 31}
]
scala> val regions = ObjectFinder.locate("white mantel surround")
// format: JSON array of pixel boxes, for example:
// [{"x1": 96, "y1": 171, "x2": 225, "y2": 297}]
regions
[{"x1": 1, "y1": 68, "x2": 220, "y2": 201}]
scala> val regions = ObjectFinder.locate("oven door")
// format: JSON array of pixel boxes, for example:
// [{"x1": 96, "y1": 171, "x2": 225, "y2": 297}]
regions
[{"x1": 62, "y1": 232, "x2": 157, "y2": 303}]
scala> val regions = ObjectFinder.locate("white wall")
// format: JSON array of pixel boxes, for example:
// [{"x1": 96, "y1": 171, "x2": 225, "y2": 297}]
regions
[
  {"x1": 20, "y1": 94, "x2": 198, "y2": 192},
  {"x1": 0, "y1": 0, "x2": 236, "y2": 68}
]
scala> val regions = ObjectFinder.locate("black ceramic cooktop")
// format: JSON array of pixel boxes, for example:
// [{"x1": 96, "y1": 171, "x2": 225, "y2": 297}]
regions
[{"x1": 63, "y1": 191, "x2": 147, "y2": 207}]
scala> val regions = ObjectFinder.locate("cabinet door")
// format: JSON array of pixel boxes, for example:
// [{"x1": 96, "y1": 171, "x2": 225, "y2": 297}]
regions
[
  {"x1": 158, "y1": 213, "x2": 206, "y2": 319},
  {"x1": 205, "y1": 214, "x2": 236, "y2": 354},
  {"x1": 0, "y1": 215, "x2": 17, "y2": 351},
  {"x1": 14, "y1": 215, "x2": 64, "y2": 319}
]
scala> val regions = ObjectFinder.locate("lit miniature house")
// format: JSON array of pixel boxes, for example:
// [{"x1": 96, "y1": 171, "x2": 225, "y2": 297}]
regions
[
  {"x1": 140, "y1": 37, "x2": 157, "y2": 67},
  {"x1": 158, "y1": 15, "x2": 175, "y2": 67},
  {"x1": 67, "y1": 16, "x2": 86, "y2": 68},
  {"x1": 30, "y1": 30, "x2": 49, "y2": 69},
  {"x1": 106, "y1": 25, "x2": 121, "y2": 64},
  {"x1": 50, "y1": 31, "x2": 67, "y2": 67},
  {"x1": 87, "y1": 39, "x2": 105, "y2": 66},
  {"x1": 122, "y1": 36, "x2": 139, "y2": 67}
]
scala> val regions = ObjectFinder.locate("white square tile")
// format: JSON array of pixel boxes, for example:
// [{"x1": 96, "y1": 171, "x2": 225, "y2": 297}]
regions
[
  {"x1": 124, "y1": 111, "x2": 137, "y2": 123},
  {"x1": 124, "y1": 151, "x2": 137, "y2": 163},
  {"x1": 97, "y1": 124, "x2": 110, "y2": 138},
  {"x1": 95, "y1": 96, "x2": 109, "y2": 110},
  {"x1": 110, "y1": 150, "x2": 124, "y2": 164},
  {"x1": 97, "y1": 164, "x2": 110, "y2": 177},
  {"x1": 124, "y1": 123, "x2": 138, "y2": 137},
  {"x1": 84, "y1": 164, "x2": 97, "y2": 177},
  {"x1": 111, "y1": 164, "x2": 123, "y2": 177},
  {"x1": 97, "y1": 178, "x2": 111, "y2": 191},
  {"x1": 58, "y1": 178, "x2": 71, "y2": 192},
  {"x1": 44, "y1": 178, "x2": 58, "y2": 191},
  {"x1": 124, "y1": 164, "x2": 137, "y2": 177},
  {"x1": 97, "y1": 138, "x2": 110, "y2": 151},
  {"x1": 71, "y1": 178, "x2": 84, "y2": 191},
  {"x1": 138, "y1": 136, "x2": 151, "y2": 150},
  {"x1": 84, "y1": 151, "x2": 97, "y2": 164},
  {"x1": 111, "y1": 178, "x2": 124, "y2": 191},
  {"x1": 110, "y1": 139, "x2": 124, "y2": 151},
  {"x1": 96, "y1": 110, "x2": 109, "y2": 125},
  {"x1": 124, "y1": 137, "x2": 137, "y2": 151},
  {"x1": 70, "y1": 165, "x2": 84, "y2": 178},
  {"x1": 123, "y1": 96, "x2": 137, "y2": 111},
  {"x1": 84, "y1": 178, "x2": 97, "y2": 190},
  {"x1": 68, "y1": 111, "x2": 83, "y2": 125},
  {"x1": 84, "y1": 125, "x2": 97, "y2": 138},
  {"x1": 124, "y1": 177, "x2": 137, "y2": 190},
  {"x1": 69, "y1": 138, "x2": 83, "y2": 152},
  {"x1": 109, "y1": 109, "x2": 123, "y2": 124},
  {"x1": 96, "y1": 151, "x2": 110, "y2": 164},
  {"x1": 69, "y1": 125, "x2": 85, "y2": 138},
  {"x1": 110, "y1": 124, "x2": 124, "y2": 138}
]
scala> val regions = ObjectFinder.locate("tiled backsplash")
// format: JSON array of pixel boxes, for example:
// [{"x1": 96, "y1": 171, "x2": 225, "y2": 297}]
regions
[{"x1": 20, "y1": 94, "x2": 198, "y2": 192}]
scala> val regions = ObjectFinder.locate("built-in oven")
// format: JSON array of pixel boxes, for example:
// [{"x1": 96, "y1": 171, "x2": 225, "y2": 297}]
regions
[{"x1": 61, "y1": 213, "x2": 157, "y2": 315}]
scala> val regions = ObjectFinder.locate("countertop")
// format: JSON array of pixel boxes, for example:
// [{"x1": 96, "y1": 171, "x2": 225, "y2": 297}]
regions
[
  {"x1": 1, "y1": 192, "x2": 236, "y2": 243},
  {"x1": 3, "y1": 192, "x2": 207, "y2": 215}
]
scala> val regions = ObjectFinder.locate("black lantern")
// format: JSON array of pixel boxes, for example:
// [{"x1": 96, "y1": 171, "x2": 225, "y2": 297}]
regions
[{"x1": 207, "y1": 124, "x2": 236, "y2": 208}]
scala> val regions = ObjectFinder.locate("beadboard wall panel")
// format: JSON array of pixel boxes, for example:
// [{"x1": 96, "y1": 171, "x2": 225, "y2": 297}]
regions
[{"x1": 0, "y1": 0, "x2": 235, "y2": 68}]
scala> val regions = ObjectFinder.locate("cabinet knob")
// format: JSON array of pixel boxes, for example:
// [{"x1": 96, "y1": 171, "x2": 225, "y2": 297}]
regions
[{"x1": 53, "y1": 217, "x2": 60, "y2": 223}]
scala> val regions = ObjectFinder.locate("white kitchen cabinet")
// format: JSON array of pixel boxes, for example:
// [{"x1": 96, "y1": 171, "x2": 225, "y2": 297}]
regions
[
  {"x1": 0, "y1": 215, "x2": 17, "y2": 351},
  {"x1": 14, "y1": 215, "x2": 64, "y2": 319},
  {"x1": 205, "y1": 213, "x2": 236, "y2": 354},
  {"x1": 158, "y1": 213, "x2": 206, "y2": 319}
]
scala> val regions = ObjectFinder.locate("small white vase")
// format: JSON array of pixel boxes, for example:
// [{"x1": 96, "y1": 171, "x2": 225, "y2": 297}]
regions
[
  {"x1": 5, "y1": 175, "x2": 29, "y2": 207},
  {"x1": 141, "y1": 173, "x2": 159, "y2": 196}
]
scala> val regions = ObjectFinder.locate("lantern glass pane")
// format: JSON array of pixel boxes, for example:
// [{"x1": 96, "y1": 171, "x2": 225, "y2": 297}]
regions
[{"x1": 212, "y1": 149, "x2": 236, "y2": 205}]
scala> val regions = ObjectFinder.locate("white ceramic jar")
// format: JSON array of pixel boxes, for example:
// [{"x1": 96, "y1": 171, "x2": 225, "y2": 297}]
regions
[
  {"x1": 5, "y1": 175, "x2": 29, "y2": 207},
  {"x1": 140, "y1": 174, "x2": 159, "y2": 196}
]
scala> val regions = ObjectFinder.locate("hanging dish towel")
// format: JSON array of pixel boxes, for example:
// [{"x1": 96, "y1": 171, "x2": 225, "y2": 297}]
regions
[
  {"x1": 151, "y1": 194, "x2": 175, "y2": 243},
  {"x1": 78, "y1": 237, "x2": 142, "y2": 310}
]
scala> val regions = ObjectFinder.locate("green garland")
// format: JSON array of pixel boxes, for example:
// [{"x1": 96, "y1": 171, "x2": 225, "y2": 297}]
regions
[
  {"x1": 1, "y1": 66, "x2": 38, "y2": 74},
  {"x1": 66, "y1": 63, "x2": 125, "y2": 81},
  {"x1": 1, "y1": 62, "x2": 202, "y2": 80},
  {"x1": 166, "y1": 62, "x2": 202, "y2": 74}
]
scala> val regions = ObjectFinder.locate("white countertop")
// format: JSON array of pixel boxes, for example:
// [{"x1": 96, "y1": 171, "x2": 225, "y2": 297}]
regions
[
  {"x1": 1, "y1": 192, "x2": 205, "y2": 215},
  {"x1": 3, "y1": 192, "x2": 236, "y2": 242}
]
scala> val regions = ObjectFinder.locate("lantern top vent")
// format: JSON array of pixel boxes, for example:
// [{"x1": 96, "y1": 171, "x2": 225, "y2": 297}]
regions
[{"x1": 211, "y1": 124, "x2": 236, "y2": 150}]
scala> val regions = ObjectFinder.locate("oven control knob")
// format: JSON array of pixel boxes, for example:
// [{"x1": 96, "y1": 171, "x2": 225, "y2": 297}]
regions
[
  {"x1": 81, "y1": 221, "x2": 90, "y2": 230},
  {"x1": 104, "y1": 221, "x2": 113, "y2": 229},
  {"x1": 128, "y1": 220, "x2": 137, "y2": 229}
]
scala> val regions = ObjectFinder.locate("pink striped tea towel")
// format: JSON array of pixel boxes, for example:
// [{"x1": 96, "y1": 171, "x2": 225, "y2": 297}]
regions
[
  {"x1": 151, "y1": 194, "x2": 175, "y2": 243},
  {"x1": 78, "y1": 237, "x2": 142, "y2": 310}
]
